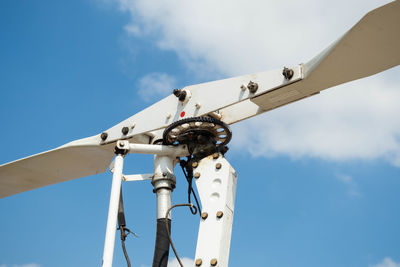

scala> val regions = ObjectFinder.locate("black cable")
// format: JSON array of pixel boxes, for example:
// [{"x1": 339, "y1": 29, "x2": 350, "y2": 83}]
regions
[
  {"x1": 164, "y1": 203, "x2": 197, "y2": 267},
  {"x1": 179, "y1": 159, "x2": 202, "y2": 216},
  {"x1": 118, "y1": 187, "x2": 138, "y2": 267}
]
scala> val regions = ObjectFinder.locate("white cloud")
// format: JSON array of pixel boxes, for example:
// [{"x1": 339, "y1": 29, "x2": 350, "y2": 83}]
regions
[
  {"x1": 371, "y1": 257, "x2": 400, "y2": 267},
  {"x1": 137, "y1": 72, "x2": 176, "y2": 102},
  {"x1": 168, "y1": 257, "x2": 194, "y2": 267},
  {"x1": 335, "y1": 173, "x2": 361, "y2": 197},
  {"x1": 114, "y1": 0, "x2": 400, "y2": 166}
]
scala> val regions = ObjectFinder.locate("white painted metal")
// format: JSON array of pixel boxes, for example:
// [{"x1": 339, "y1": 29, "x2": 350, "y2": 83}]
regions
[
  {"x1": 103, "y1": 65, "x2": 302, "y2": 143},
  {"x1": 194, "y1": 155, "x2": 237, "y2": 267},
  {"x1": 123, "y1": 142, "x2": 189, "y2": 157},
  {"x1": 252, "y1": 1, "x2": 400, "y2": 111},
  {"x1": 123, "y1": 173, "x2": 153, "y2": 182},
  {"x1": 153, "y1": 155, "x2": 176, "y2": 219},
  {"x1": 102, "y1": 154, "x2": 124, "y2": 267}
]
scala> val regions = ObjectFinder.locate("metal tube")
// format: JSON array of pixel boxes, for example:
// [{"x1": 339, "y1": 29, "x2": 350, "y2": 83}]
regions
[
  {"x1": 102, "y1": 154, "x2": 124, "y2": 267},
  {"x1": 156, "y1": 188, "x2": 172, "y2": 219},
  {"x1": 127, "y1": 143, "x2": 188, "y2": 157}
]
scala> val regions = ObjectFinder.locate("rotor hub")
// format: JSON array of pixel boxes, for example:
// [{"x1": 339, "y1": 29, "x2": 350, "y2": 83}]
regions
[{"x1": 163, "y1": 116, "x2": 232, "y2": 159}]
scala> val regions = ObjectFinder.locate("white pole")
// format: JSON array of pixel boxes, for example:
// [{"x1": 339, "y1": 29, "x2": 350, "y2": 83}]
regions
[{"x1": 102, "y1": 154, "x2": 124, "y2": 267}]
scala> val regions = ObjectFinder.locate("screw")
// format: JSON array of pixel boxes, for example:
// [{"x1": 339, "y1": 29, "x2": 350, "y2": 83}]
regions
[
  {"x1": 216, "y1": 211, "x2": 224, "y2": 218},
  {"x1": 195, "y1": 259, "x2": 203, "y2": 266},
  {"x1": 213, "y1": 153, "x2": 219, "y2": 159},
  {"x1": 100, "y1": 132, "x2": 108, "y2": 141},
  {"x1": 216, "y1": 163, "x2": 222, "y2": 169},
  {"x1": 247, "y1": 81, "x2": 258, "y2": 93},
  {"x1": 194, "y1": 172, "x2": 200, "y2": 179},
  {"x1": 122, "y1": 126, "x2": 129, "y2": 135},
  {"x1": 201, "y1": 212, "x2": 208, "y2": 220},
  {"x1": 210, "y1": 259, "x2": 218, "y2": 266},
  {"x1": 282, "y1": 67, "x2": 294, "y2": 80},
  {"x1": 192, "y1": 162, "x2": 198, "y2": 168}
]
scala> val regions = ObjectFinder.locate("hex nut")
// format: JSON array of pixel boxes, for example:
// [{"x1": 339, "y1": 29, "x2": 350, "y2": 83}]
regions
[
  {"x1": 216, "y1": 211, "x2": 224, "y2": 218},
  {"x1": 201, "y1": 212, "x2": 208, "y2": 220},
  {"x1": 210, "y1": 258, "x2": 218, "y2": 266},
  {"x1": 195, "y1": 259, "x2": 202, "y2": 266},
  {"x1": 194, "y1": 172, "x2": 201, "y2": 179},
  {"x1": 212, "y1": 153, "x2": 219, "y2": 159},
  {"x1": 192, "y1": 162, "x2": 198, "y2": 168},
  {"x1": 216, "y1": 163, "x2": 222, "y2": 169}
]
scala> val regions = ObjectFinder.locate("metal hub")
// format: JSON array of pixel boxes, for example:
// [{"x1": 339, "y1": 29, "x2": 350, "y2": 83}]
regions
[{"x1": 163, "y1": 116, "x2": 232, "y2": 158}]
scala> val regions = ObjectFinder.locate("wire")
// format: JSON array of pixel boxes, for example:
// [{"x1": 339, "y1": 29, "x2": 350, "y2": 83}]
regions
[
  {"x1": 179, "y1": 159, "x2": 202, "y2": 216},
  {"x1": 165, "y1": 203, "x2": 197, "y2": 267}
]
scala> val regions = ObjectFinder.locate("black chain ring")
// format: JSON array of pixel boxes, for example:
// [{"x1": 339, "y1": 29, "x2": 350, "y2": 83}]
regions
[{"x1": 163, "y1": 116, "x2": 232, "y2": 147}]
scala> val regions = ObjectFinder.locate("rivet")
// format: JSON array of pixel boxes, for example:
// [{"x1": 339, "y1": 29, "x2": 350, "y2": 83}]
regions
[
  {"x1": 240, "y1": 84, "x2": 247, "y2": 91},
  {"x1": 192, "y1": 162, "x2": 198, "y2": 168},
  {"x1": 210, "y1": 258, "x2": 218, "y2": 266},
  {"x1": 195, "y1": 259, "x2": 203, "y2": 266},
  {"x1": 216, "y1": 211, "x2": 224, "y2": 218},
  {"x1": 122, "y1": 126, "x2": 129, "y2": 135},
  {"x1": 195, "y1": 103, "x2": 201, "y2": 109},
  {"x1": 100, "y1": 132, "x2": 108, "y2": 141},
  {"x1": 213, "y1": 153, "x2": 219, "y2": 159},
  {"x1": 194, "y1": 172, "x2": 200, "y2": 179},
  {"x1": 201, "y1": 212, "x2": 208, "y2": 220},
  {"x1": 216, "y1": 163, "x2": 222, "y2": 169}
]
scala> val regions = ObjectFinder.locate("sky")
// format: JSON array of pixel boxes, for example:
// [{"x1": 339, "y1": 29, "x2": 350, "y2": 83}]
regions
[{"x1": 0, "y1": 0, "x2": 399, "y2": 266}]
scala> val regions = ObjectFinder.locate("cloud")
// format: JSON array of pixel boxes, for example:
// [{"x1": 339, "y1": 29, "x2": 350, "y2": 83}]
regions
[
  {"x1": 168, "y1": 257, "x2": 194, "y2": 267},
  {"x1": 137, "y1": 72, "x2": 176, "y2": 102},
  {"x1": 335, "y1": 173, "x2": 361, "y2": 197},
  {"x1": 114, "y1": 0, "x2": 400, "y2": 166},
  {"x1": 371, "y1": 257, "x2": 400, "y2": 267}
]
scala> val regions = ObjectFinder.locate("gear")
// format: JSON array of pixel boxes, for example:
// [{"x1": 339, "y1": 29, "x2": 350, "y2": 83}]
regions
[{"x1": 163, "y1": 116, "x2": 232, "y2": 158}]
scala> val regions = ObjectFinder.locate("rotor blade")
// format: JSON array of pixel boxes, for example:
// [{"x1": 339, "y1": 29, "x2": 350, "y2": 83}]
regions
[
  {"x1": 0, "y1": 136, "x2": 115, "y2": 198},
  {"x1": 251, "y1": 1, "x2": 400, "y2": 110}
]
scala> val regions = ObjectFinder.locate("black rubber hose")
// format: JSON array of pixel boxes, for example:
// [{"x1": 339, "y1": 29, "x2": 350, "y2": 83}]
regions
[{"x1": 152, "y1": 218, "x2": 171, "y2": 267}]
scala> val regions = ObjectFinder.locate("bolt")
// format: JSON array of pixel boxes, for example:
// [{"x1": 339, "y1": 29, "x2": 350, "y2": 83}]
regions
[
  {"x1": 282, "y1": 67, "x2": 294, "y2": 80},
  {"x1": 119, "y1": 142, "x2": 125, "y2": 147},
  {"x1": 195, "y1": 259, "x2": 203, "y2": 266},
  {"x1": 216, "y1": 211, "x2": 224, "y2": 218},
  {"x1": 213, "y1": 153, "x2": 219, "y2": 159},
  {"x1": 192, "y1": 162, "x2": 198, "y2": 168},
  {"x1": 195, "y1": 103, "x2": 201, "y2": 109},
  {"x1": 210, "y1": 259, "x2": 218, "y2": 266},
  {"x1": 216, "y1": 163, "x2": 222, "y2": 169},
  {"x1": 166, "y1": 114, "x2": 172, "y2": 119},
  {"x1": 163, "y1": 172, "x2": 167, "y2": 177},
  {"x1": 194, "y1": 172, "x2": 200, "y2": 179},
  {"x1": 121, "y1": 126, "x2": 129, "y2": 135},
  {"x1": 240, "y1": 84, "x2": 247, "y2": 91},
  {"x1": 173, "y1": 89, "x2": 186, "y2": 101},
  {"x1": 247, "y1": 81, "x2": 258, "y2": 93},
  {"x1": 201, "y1": 212, "x2": 208, "y2": 220},
  {"x1": 100, "y1": 132, "x2": 108, "y2": 141}
]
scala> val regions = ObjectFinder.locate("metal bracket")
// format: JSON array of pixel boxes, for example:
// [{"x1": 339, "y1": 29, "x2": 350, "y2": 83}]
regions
[{"x1": 193, "y1": 154, "x2": 237, "y2": 267}]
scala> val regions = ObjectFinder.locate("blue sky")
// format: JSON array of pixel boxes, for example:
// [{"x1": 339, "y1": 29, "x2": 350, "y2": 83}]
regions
[{"x1": 0, "y1": 1, "x2": 399, "y2": 267}]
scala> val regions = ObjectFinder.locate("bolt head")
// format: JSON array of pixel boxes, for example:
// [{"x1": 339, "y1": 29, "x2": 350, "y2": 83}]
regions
[
  {"x1": 201, "y1": 212, "x2": 208, "y2": 220},
  {"x1": 194, "y1": 172, "x2": 200, "y2": 179},
  {"x1": 119, "y1": 142, "x2": 125, "y2": 147},
  {"x1": 282, "y1": 67, "x2": 294, "y2": 80},
  {"x1": 212, "y1": 153, "x2": 219, "y2": 159},
  {"x1": 210, "y1": 258, "x2": 218, "y2": 266},
  {"x1": 192, "y1": 162, "x2": 198, "y2": 168},
  {"x1": 216, "y1": 163, "x2": 222, "y2": 169},
  {"x1": 216, "y1": 211, "x2": 224, "y2": 218},
  {"x1": 100, "y1": 132, "x2": 108, "y2": 141},
  {"x1": 122, "y1": 126, "x2": 129, "y2": 135},
  {"x1": 247, "y1": 81, "x2": 259, "y2": 93},
  {"x1": 195, "y1": 259, "x2": 203, "y2": 266}
]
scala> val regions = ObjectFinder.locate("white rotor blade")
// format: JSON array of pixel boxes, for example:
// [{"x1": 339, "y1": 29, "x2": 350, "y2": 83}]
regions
[
  {"x1": 251, "y1": 1, "x2": 400, "y2": 110},
  {"x1": 0, "y1": 136, "x2": 116, "y2": 198}
]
